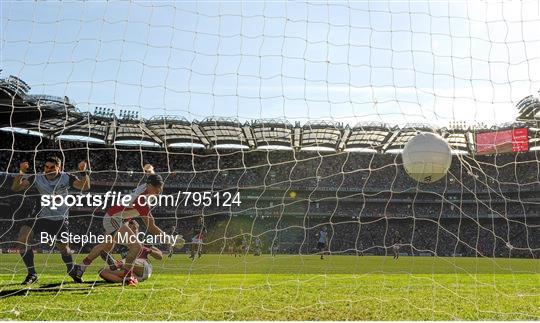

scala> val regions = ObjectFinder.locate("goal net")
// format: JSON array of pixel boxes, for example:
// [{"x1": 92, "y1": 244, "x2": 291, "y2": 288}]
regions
[{"x1": 0, "y1": 1, "x2": 539, "y2": 320}]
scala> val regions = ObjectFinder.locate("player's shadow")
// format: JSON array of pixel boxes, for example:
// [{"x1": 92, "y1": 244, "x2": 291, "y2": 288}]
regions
[{"x1": 0, "y1": 281, "x2": 119, "y2": 299}]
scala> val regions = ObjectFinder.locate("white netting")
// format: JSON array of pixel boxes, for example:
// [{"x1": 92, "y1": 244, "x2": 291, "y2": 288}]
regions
[{"x1": 0, "y1": 1, "x2": 539, "y2": 320}]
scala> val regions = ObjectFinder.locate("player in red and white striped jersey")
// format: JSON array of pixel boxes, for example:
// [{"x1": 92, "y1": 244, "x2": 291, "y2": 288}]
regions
[
  {"x1": 74, "y1": 173, "x2": 177, "y2": 285},
  {"x1": 98, "y1": 220, "x2": 162, "y2": 283}
]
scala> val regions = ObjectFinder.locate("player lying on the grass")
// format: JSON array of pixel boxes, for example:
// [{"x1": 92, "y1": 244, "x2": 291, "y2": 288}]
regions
[
  {"x1": 98, "y1": 220, "x2": 163, "y2": 284},
  {"x1": 11, "y1": 157, "x2": 90, "y2": 285},
  {"x1": 99, "y1": 246, "x2": 162, "y2": 284},
  {"x1": 74, "y1": 173, "x2": 183, "y2": 285},
  {"x1": 75, "y1": 174, "x2": 170, "y2": 281}
]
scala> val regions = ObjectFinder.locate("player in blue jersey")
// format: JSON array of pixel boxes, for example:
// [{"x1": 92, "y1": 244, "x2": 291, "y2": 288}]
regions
[
  {"x1": 11, "y1": 156, "x2": 90, "y2": 285},
  {"x1": 316, "y1": 226, "x2": 328, "y2": 260}
]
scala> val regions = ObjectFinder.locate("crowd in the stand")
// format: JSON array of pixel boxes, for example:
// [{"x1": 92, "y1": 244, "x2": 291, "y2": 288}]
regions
[
  {"x1": 0, "y1": 131, "x2": 538, "y2": 258},
  {"x1": 1, "y1": 132, "x2": 539, "y2": 193}
]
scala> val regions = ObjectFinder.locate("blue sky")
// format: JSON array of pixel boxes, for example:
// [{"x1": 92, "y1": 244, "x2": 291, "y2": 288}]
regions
[{"x1": 1, "y1": 1, "x2": 539, "y2": 127}]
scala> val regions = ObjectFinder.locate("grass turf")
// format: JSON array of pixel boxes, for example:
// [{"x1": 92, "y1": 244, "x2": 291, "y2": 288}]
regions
[{"x1": 0, "y1": 254, "x2": 538, "y2": 320}]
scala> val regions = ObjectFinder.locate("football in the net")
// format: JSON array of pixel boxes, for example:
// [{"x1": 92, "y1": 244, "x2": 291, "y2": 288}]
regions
[{"x1": 402, "y1": 132, "x2": 452, "y2": 183}]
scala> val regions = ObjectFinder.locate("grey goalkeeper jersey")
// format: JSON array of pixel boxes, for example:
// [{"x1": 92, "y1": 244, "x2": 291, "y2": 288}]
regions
[
  {"x1": 318, "y1": 231, "x2": 328, "y2": 243},
  {"x1": 24, "y1": 172, "x2": 78, "y2": 220}
]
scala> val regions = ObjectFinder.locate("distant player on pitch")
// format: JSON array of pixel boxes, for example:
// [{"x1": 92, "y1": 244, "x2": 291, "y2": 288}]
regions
[
  {"x1": 227, "y1": 238, "x2": 235, "y2": 256},
  {"x1": 253, "y1": 236, "x2": 262, "y2": 256},
  {"x1": 11, "y1": 157, "x2": 91, "y2": 285},
  {"x1": 189, "y1": 217, "x2": 206, "y2": 260},
  {"x1": 233, "y1": 229, "x2": 245, "y2": 257},
  {"x1": 241, "y1": 231, "x2": 249, "y2": 255},
  {"x1": 316, "y1": 226, "x2": 328, "y2": 259},
  {"x1": 392, "y1": 232, "x2": 402, "y2": 260}
]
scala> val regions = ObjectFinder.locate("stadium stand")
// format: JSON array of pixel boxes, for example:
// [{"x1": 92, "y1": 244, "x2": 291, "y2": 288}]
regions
[{"x1": 0, "y1": 76, "x2": 539, "y2": 259}]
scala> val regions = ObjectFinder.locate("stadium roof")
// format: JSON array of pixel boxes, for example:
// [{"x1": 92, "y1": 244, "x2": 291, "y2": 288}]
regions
[
  {"x1": 516, "y1": 95, "x2": 540, "y2": 125},
  {"x1": 1, "y1": 75, "x2": 539, "y2": 153}
]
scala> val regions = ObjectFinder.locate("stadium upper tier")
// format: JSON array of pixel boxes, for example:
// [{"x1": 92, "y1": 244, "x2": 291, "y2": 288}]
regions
[{"x1": 1, "y1": 75, "x2": 540, "y2": 153}]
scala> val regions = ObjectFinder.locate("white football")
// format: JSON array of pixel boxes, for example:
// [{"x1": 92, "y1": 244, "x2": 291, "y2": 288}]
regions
[{"x1": 402, "y1": 132, "x2": 452, "y2": 183}]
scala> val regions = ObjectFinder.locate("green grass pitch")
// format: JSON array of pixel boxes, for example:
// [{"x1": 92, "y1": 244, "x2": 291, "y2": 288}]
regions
[{"x1": 0, "y1": 254, "x2": 538, "y2": 320}]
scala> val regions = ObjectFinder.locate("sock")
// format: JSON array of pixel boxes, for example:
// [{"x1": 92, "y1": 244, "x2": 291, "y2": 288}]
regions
[
  {"x1": 100, "y1": 251, "x2": 116, "y2": 268},
  {"x1": 80, "y1": 257, "x2": 93, "y2": 271},
  {"x1": 123, "y1": 269, "x2": 133, "y2": 278},
  {"x1": 20, "y1": 248, "x2": 36, "y2": 276},
  {"x1": 61, "y1": 253, "x2": 74, "y2": 273}
]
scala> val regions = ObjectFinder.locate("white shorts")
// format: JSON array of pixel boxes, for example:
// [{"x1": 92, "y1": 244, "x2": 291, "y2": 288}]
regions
[
  {"x1": 134, "y1": 259, "x2": 152, "y2": 281},
  {"x1": 103, "y1": 215, "x2": 123, "y2": 235},
  {"x1": 192, "y1": 237, "x2": 203, "y2": 244}
]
